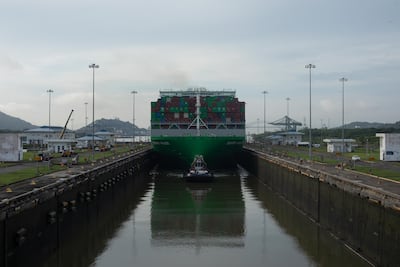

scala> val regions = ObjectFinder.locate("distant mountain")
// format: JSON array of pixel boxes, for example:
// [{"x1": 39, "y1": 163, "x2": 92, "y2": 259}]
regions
[
  {"x1": 0, "y1": 110, "x2": 36, "y2": 131},
  {"x1": 345, "y1": 121, "x2": 400, "y2": 129},
  {"x1": 75, "y1": 118, "x2": 149, "y2": 136}
]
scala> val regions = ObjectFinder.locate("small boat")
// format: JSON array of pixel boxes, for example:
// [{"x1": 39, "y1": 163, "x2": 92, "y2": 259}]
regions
[{"x1": 184, "y1": 155, "x2": 214, "y2": 182}]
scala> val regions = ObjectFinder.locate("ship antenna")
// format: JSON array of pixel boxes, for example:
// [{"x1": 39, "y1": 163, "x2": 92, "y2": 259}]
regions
[{"x1": 196, "y1": 88, "x2": 200, "y2": 136}]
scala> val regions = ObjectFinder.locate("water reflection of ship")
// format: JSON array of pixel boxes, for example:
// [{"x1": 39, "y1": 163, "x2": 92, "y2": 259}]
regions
[
  {"x1": 151, "y1": 174, "x2": 245, "y2": 248},
  {"x1": 187, "y1": 184, "x2": 212, "y2": 203}
]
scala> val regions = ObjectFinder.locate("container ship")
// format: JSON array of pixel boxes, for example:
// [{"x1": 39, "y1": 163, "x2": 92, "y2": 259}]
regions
[{"x1": 151, "y1": 88, "x2": 245, "y2": 169}]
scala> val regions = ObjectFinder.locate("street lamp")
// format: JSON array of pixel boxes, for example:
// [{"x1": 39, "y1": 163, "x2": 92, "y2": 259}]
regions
[
  {"x1": 131, "y1": 90, "x2": 137, "y2": 146},
  {"x1": 84, "y1": 102, "x2": 88, "y2": 129},
  {"x1": 262, "y1": 91, "x2": 268, "y2": 135},
  {"x1": 305, "y1": 64, "x2": 316, "y2": 160},
  {"x1": 286, "y1": 97, "x2": 290, "y2": 118},
  {"x1": 46, "y1": 89, "x2": 54, "y2": 139},
  {"x1": 89, "y1": 63, "x2": 99, "y2": 161},
  {"x1": 339, "y1": 77, "x2": 348, "y2": 155},
  {"x1": 286, "y1": 97, "x2": 290, "y2": 131}
]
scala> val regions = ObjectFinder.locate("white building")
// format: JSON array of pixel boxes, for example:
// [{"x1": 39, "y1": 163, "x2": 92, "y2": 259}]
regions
[
  {"x1": 265, "y1": 132, "x2": 303, "y2": 145},
  {"x1": 280, "y1": 131, "x2": 304, "y2": 145},
  {"x1": 0, "y1": 133, "x2": 23, "y2": 161},
  {"x1": 323, "y1": 139, "x2": 357, "y2": 153},
  {"x1": 47, "y1": 139, "x2": 77, "y2": 153},
  {"x1": 23, "y1": 126, "x2": 75, "y2": 147},
  {"x1": 95, "y1": 130, "x2": 115, "y2": 146},
  {"x1": 376, "y1": 133, "x2": 400, "y2": 161},
  {"x1": 76, "y1": 135, "x2": 105, "y2": 149}
]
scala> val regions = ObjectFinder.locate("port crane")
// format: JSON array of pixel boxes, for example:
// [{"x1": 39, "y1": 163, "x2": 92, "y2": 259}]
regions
[{"x1": 59, "y1": 109, "x2": 74, "y2": 139}]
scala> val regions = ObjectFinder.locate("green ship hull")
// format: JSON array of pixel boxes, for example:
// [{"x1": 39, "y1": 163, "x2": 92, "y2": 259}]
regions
[
  {"x1": 151, "y1": 89, "x2": 245, "y2": 169},
  {"x1": 152, "y1": 136, "x2": 244, "y2": 169}
]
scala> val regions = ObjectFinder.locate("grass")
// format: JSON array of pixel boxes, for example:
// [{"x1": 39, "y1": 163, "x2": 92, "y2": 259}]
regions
[
  {"x1": 352, "y1": 165, "x2": 400, "y2": 182},
  {"x1": 0, "y1": 165, "x2": 67, "y2": 186},
  {"x1": 0, "y1": 162, "x2": 16, "y2": 168},
  {"x1": 23, "y1": 151, "x2": 37, "y2": 161},
  {"x1": 350, "y1": 147, "x2": 379, "y2": 161}
]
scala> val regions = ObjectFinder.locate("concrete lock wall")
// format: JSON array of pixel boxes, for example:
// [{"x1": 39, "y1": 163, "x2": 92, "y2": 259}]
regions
[
  {"x1": 238, "y1": 149, "x2": 400, "y2": 266},
  {"x1": 0, "y1": 151, "x2": 154, "y2": 267}
]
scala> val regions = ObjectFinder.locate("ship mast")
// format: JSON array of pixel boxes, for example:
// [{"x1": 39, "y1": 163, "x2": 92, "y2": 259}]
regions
[
  {"x1": 188, "y1": 88, "x2": 208, "y2": 132},
  {"x1": 196, "y1": 89, "x2": 200, "y2": 136}
]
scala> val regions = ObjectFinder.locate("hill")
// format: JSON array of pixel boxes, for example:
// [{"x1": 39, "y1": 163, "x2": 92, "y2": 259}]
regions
[
  {"x1": 0, "y1": 110, "x2": 36, "y2": 131},
  {"x1": 75, "y1": 118, "x2": 149, "y2": 136},
  {"x1": 345, "y1": 121, "x2": 400, "y2": 129}
]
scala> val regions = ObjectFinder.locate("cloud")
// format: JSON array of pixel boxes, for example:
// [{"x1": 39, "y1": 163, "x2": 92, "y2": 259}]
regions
[
  {"x1": 0, "y1": 102, "x2": 32, "y2": 115},
  {"x1": 0, "y1": 55, "x2": 23, "y2": 72},
  {"x1": 319, "y1": 99, "x2": 337, "y2": 113},
  {"x1": 0, "y1": 0, "x2": 399, "y2": 131}
]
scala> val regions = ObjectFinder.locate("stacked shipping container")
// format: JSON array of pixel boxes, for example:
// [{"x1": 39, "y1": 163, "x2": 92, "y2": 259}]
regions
[{"x1": 151, "y1": 93, "x2": 245, "y2": 129}]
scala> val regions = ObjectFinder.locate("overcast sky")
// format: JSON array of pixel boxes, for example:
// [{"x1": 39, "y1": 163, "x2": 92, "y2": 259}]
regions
[{"x1": 0, "y1": 0, "x2": 399, "y2": 132}]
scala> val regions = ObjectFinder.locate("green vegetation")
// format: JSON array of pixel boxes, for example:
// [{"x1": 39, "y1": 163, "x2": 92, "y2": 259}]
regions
[
  {"x1": 0, "y1": 162, "x2": 16, "y2": 168},
  {"x1": 23, "y1": 151, "x2": 37, "y2": 161},
  {"x1": 352, "y1": 166, "x2": 400, "y2": 182},
  {"x1": 0, "y1": 165, "x2": 67, "y2": 186}
]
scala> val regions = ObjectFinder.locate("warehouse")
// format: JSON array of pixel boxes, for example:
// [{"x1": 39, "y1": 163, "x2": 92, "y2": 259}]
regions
[{"x1": 323, "y1": 138, "x2": 356, "y2": 153}]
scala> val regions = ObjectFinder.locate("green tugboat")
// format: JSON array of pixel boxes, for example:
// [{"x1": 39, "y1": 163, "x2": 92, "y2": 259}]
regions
[{"x1": 151, "y1": 88, "x2": 245, "y2": 169}]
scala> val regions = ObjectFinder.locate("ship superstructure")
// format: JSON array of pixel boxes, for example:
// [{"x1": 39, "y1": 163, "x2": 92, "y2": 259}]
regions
[{"x1": 151, "y1": 88, "x2": 245, "y2": 168}]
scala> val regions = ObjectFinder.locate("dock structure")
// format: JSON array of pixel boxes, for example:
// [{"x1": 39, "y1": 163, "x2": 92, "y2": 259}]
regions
[
  {"x1": 0, "y1": 147, "x2": 152, "y2": 207},
  {"x1": 240, "y1": 145, "x2": 400, "y2": 266},
  {"x1": 244, "y1": 146, "x2": 400, "y2": 210},
  {"x1": 0, "y1": 147, "x2": 153, "y2": 266}
]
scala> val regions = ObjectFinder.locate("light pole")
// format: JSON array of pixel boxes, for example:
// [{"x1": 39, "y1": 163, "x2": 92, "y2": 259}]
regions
[
  {"x1": 262, "y1": 91, "x2": 268, "y2": 135},
  {"x1": 46, "y1": 89, "x2": 54, "y2": 139},
  {"x1": 286, "y1": 97, "x2": 290, "y2": 131},
  {"x1": 84, "y1": 102, "x2": 88, "y2": 129},
  {"x1": 131, "y1": 90, "x2": 137, "y2": 146},
  {"x1": 339, "y1": 77, "x2": 348, "y2": 156},
  {"x1": 286, "y1": 97, "x2": 290, "y2": 118},
  {"x1": 305, "y1": 64, "x2": 316, "y2": 160},
  {"x1": 89, "y1": 63, "x2": 99, "y2": 161}
]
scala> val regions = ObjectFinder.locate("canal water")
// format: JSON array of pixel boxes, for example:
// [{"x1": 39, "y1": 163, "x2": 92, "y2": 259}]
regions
[{"x1": 41, "y1": 166, "x2": 369, "y2": 267}]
